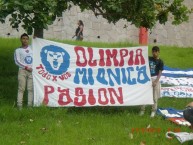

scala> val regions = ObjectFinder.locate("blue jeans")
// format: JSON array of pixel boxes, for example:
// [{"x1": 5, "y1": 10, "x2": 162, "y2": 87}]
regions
[{"x1": 76, "y1": 35, "x2": 83, "y2": 41}]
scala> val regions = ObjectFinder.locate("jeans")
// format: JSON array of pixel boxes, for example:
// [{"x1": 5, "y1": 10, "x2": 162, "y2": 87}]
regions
[
  {"x1": 141, "y1": 77, "x2": 161, "y2": 112},
  {"x1": 17, "y1": 69, "x2": 33, "y2": 107}
]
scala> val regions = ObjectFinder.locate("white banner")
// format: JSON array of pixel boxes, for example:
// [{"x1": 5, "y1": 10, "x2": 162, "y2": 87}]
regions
[
  {"x1": 160, "y1": 76, "x2": 193, "y2": 87},
  {"x1": 161, "y1": 86, "x2": 193, "y2": 98},
  {"x1": 32, "y1": 38, "x2": 153, "y2": 107}
]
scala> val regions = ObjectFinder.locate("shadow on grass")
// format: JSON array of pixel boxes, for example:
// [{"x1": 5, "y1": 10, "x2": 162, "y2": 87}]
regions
[{"x1": 66, "y1": 106, "x2": 141, "y2": 115}]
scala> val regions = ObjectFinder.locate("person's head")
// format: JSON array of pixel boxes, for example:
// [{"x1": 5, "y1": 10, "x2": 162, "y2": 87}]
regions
[
  {"x1": 20, "y1": 33, "x2": 29, "y2": 47},
  {"x1": 78, "y1": 20, "x2": 84, "y2": 26},
  {"x1": 152, "y1": 46, "x2": 160, "y2": 59}
]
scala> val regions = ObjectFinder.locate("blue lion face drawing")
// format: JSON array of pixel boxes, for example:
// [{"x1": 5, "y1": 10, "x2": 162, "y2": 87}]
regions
[
  {"x1": 40, "y1": 45, "x2": 70, "y2": 75},
  {"x1": 25, "y1": 56, "x2": 33, "y2": 64}
]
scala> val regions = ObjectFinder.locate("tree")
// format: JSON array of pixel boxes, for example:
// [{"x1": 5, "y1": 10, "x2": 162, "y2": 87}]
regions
[
  {"x1": 72, "y1": 0, "x2": 192, "y2": 29},
  {"x1": 0, "y1": 0, "x2": 69, "y2": 38},
  {"x1": 0, "y1": 0, "x2": 192, "y2": 38}
]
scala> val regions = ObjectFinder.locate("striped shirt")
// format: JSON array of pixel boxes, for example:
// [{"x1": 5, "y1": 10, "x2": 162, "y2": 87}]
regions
[{"x1": 14, "y1": 46, "x2": 33, "y2": 69}]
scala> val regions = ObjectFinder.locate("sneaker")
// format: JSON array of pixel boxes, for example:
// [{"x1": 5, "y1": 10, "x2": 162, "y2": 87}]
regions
[
  {"x1": 139, "y1": 111, "x2": 145, "y2": 116},
  {"x1": 150, "y1": 111, "x2": 156, "y2": 118}
]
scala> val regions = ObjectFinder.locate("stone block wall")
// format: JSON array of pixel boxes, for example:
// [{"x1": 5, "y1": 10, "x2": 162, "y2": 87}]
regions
[
  {"x1": 149, "y1": 0, "x2": 193, "y2": 47},
  {"x1": 44, "y1": 6, "x2": 138, "y2": 43},
  {"x1": 0, "y1": 1, "x2": 193, "y2": 47}
]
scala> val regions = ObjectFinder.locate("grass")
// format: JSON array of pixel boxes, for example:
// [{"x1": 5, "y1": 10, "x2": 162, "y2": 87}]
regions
[{"x1": 0, "y1": 37, "x2": 193, "y2": 145}]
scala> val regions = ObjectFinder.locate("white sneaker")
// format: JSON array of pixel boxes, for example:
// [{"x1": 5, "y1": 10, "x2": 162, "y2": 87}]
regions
[
  {"x1": 139, "y1": 111, "x2": 145, "y2": 116},
  {"x1": 150, "y1": 111, "x2": 156, "y2": 118}
]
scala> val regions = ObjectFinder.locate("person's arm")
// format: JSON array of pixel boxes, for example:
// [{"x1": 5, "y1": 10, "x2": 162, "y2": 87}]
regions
[
  {"x1": 26, "y1": 67, "x2": 32, "y2": 72},
  {"x1": 186, "y1": 102, "x2": 193, "y2": 107},
  {"x1": 73, "y1": 27, "x2": 79, "y2": 38},
  {"x1": 152, "y1": 70, "x2": 162, "y2": 87},
  {"x1": 14, "y1": 49, "x2": 26, "y2": 69},
  {"x1": 153, "y1": 59, "x2": 164, "y2": 87},
  {"x1": 26, "y1": 46, "x2": 33, "y2": 72},
  {"x1": 14, "y1": 49, "x2": 32, "y2": 72}
]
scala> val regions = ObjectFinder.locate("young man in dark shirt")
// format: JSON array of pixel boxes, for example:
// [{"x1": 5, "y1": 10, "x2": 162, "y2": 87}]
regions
[{"x1": 140, "y1": 46, "x2": 164, "y2": 117}]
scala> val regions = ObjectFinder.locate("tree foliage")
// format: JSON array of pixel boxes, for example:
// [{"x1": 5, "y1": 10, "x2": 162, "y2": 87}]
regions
[
  {"x1": 0, "y1": 0, "x2": 68, "y2": 37},
  {"x1": 0, "y1": 0, "x2": 192, "y2": 38},
  {"x1": 72, "y1": 0, "x2": 192, "y2": 29}
]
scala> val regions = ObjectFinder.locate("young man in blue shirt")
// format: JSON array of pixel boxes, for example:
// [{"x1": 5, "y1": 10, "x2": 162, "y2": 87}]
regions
[{"x1": 140, "y1": 46, "x2": 164, "y2": 117}]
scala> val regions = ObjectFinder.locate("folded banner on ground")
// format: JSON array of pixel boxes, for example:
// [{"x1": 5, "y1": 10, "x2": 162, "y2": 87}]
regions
[
  {"x1": 161, "y1": 86, "x2": 193, "y2": 98},
  {"x1": 157, "y1": 108, "x2": 191, "y2": 127},
  {"x1": 32, "y1": 38, "x2": 153, "y2": 107},
  {"x1": 160, "y1": 76, "x2": 193, "y2": 87},
  {"x1": 157, "y1": 108, "x2": 184, "y2": 118},
  {"x1": 160, "y1": 66, "x2": 193, "y2": 98},
  {"x1": 167, "y1": 118, "x2": 191, "y2": 126}
]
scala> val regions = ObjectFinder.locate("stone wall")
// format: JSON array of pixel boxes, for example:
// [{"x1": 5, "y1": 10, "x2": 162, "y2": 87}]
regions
[
  {"x1": 149, "y1": 0, "x2": 193, "y2": 47},
  {"x1": 0, "y1": 1, "x2": 193, "y2": 47},
  {"x1": 44, "y1": 6, "x2": 139, "y2": 43}
]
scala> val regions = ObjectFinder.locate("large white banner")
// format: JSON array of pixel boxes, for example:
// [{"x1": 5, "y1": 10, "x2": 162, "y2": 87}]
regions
[{"x1": 32, "y1": 38, "x2": 153, "y2": 107}]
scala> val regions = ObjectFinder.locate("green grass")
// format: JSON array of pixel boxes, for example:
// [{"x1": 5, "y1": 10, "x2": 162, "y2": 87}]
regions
[
  {"x1": 0, "y1": 37, "x2": 193, "y2": 145},
  {"x1": 157, "y1": 45, "x2": 193, "y2": 69}
]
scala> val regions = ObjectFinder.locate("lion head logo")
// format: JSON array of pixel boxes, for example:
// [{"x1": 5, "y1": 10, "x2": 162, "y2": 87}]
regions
[
  {"x1": 40, "y1": 45, "x2": 70, "y2": 75},
  {"x1": 24, "y1": 56, "x2": 33, "y2": 64}
]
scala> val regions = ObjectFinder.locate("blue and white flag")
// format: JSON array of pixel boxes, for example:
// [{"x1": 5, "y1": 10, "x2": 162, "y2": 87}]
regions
[
  {"x1": 162, "y1": 66, "x2": 193, "y2": 78},
  {"x1": 157, "y1": 108, "x2": 191, "y2": 127},
  {"x1": 157, "y1": 108, "x2": 184, "y2": 118}
]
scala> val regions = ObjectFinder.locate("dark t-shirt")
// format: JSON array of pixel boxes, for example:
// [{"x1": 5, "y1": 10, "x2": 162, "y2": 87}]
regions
[
  {"x1": 149, "y1": 56, "x2": 164, "y2": 76},
  {"x1": 75, "y1": 25, "x2": 83, "y2": 36}
]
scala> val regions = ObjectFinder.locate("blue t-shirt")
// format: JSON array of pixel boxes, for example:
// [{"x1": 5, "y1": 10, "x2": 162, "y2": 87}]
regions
[{"x1": 149, "y1": 56, "x2": 164, "y2": 76}]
